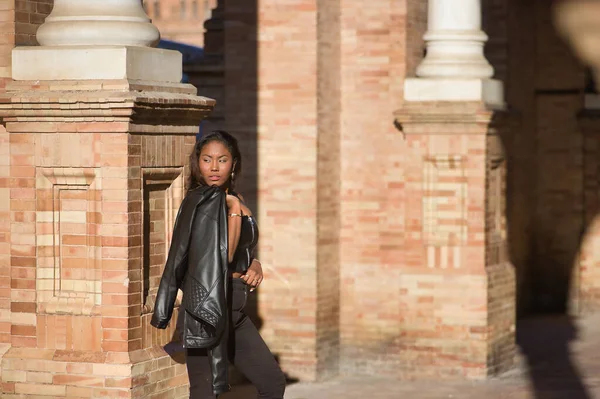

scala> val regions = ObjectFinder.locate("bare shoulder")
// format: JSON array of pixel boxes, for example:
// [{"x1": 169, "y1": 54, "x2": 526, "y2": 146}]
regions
[{"x1": 235, "y1": 192, "x2": 253, "y2": 216}]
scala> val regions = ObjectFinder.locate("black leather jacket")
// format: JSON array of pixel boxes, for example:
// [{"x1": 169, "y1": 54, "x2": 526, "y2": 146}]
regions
[{"x1": 151, "y1": 185, "x2": 231, "y2": 395}]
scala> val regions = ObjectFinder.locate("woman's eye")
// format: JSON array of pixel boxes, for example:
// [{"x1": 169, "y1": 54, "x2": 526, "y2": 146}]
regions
[
  {"x1": 219, "y1": 159, "x2": 227, "y2": 163},
  {"x1": 203, "y1": 159, "x2": 210, "y2": 163}
]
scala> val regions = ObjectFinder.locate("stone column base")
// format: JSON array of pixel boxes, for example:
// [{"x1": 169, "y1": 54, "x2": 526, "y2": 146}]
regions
[
  {"x1": 404, "y1": 78, "x2": 504, "y2": 108},
  {"x1": 12, "y1": 47, "x2": 183, "y2": 83}
]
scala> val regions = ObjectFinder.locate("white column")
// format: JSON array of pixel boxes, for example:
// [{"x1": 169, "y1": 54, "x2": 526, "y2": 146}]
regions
[
  {"x1": 36, "y1": 0, "x2": 160, "y2": 47},
  {"x1": 405, "y1": 0, "x2": 503, "y2": 106},
  {"x1": 416, "y1": 0, "x2": 493, "y2": 78},
  {"x1": 12, "y1": 0, "x2": 182, "y2": 82}
]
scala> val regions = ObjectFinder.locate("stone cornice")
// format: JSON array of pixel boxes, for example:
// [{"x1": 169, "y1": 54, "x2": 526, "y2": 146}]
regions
[
  {"x1": 0, "y1": 80, "x2": 215, "y2": 128},
  {"x1": 394, "y1": 101, "x2": 515, "y2": 135}
]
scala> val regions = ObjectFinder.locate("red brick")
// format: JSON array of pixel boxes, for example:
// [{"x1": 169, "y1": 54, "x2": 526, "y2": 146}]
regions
[{"x1": 10, "y1": 324, "x2": 35, "y2": 336}]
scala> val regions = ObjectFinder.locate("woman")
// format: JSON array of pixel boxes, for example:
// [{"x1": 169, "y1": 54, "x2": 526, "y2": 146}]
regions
[{"x1": 151, "y1": 131, "x2": 286, "y2": 398}]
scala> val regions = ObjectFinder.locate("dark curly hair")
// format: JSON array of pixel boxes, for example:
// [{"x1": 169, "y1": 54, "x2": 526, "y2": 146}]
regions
[{"x1": 187, "y1": 130, "x2": 242, "y2": 192}]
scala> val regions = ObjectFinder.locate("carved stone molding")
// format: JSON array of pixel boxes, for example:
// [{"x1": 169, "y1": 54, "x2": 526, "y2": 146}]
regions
[
  {"x1": 140, "y1": 167, "x2": 184, "y2": 315},
  {"x1": 36, "y1": 167, "x2": 102, "y2": 316},
  {"x1": 0, "y1": 81, "x2": 215, "y2": 130}
]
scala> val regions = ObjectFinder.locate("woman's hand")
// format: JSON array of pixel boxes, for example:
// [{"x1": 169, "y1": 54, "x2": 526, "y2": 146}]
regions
[{"x1": 242, "y1": 259, "x2": 263, "y2": 292}]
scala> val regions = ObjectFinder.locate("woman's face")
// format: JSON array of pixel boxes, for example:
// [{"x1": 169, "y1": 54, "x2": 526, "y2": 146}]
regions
[{"x1": 199, "y1": 140, "x2": 234, "y2": 188}]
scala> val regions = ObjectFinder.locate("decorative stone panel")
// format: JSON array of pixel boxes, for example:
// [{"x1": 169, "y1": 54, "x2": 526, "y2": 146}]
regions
[
  {"x1": 35, "y1": 167, "x2": 102, "y2": 316},
  {"x1": 141, "y1": 167, "x2": 184, "y2": 316},
  {"x1": 423, "y1": 155, "x2": 467, "y2": 269}
]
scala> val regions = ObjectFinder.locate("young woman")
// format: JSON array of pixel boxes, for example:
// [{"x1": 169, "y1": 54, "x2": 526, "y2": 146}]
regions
[{"x1": 152, "y1": 131, "x2": 286, "y2": 398}]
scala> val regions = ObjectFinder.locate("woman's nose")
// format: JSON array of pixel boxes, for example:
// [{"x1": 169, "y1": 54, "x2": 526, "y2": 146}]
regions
[{"x1": 211, "y1": 160, "x2": 219, "y2": 171}]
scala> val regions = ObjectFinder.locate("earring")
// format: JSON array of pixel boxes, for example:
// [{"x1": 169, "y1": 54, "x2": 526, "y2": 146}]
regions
[{"x1": 231, "y1": 171, "x2": 235, "y2": 181}]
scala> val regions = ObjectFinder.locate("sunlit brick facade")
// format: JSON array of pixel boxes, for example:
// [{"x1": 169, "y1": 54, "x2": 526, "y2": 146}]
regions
[{"x1": 0, "y1": 0, "x2": 599, "y2": 397}]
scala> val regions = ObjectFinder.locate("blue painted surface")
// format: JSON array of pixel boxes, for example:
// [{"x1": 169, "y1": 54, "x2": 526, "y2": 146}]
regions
[
  {"x1": 157, "y1": 39, "x2": 205, "y2": 83},
  {"x1": 156, "y1": 39, "x2": 207, "y2": 136}
]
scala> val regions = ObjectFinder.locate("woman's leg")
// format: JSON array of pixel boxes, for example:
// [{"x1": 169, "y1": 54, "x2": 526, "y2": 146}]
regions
[
  {"x1": 230, "y1": 314, "x2": 286, "y2": 399},
  {"x1": 186, "y1": 347, "x2": 215, "y2": 399}
]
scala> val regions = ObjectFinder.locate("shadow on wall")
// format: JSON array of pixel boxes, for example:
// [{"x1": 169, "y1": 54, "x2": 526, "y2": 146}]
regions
[
  {"x1": 161, "y1": 0, "x2": 300, "y2": 390},
  {"x1": 516, "y1": 315, "x2": 591, "y2": 399},
  {"x1": 493, "y1": 0, "x2": 596, "y2": 398},
  {"x1": 217, "y1": 0, "x2": 261, "y2": 333},
  {"x1": 166, "y1": 0, "x2": 263, "y2": 329}
]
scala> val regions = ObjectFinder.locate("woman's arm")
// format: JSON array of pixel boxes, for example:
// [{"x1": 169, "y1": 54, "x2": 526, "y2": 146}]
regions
[{"x1": 226, "y1": 194, "x2": 242, "y2": 263}]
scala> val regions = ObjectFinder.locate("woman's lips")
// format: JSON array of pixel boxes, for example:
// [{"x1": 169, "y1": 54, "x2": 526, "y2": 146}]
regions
[{"x1": 209, "y1": 176, "x2": 221, "y2": 181}]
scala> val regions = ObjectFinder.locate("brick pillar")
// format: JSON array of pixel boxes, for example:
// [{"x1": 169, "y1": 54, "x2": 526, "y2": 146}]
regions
[
  {"x1": 0, "y1": 80, "x2": 213, "y2": 398},
  {"x1": 337, "y1": 0, "x2": 409, "y2": 378},
  {"x1": 0, "y1": 1, "x2": 216, "y2": 396},
  {"x1": 0, "y1": 0, "x2": 54, "y2": 386},
  {"x1": 395, "y1": 0, "x2": 516, "y2": 378},
  {"x1": 395, "y1": 103, "x2": 516, "y2": 378},
  {"x1": 576, "y1": 106, "x2": 600, "y2": 314}
]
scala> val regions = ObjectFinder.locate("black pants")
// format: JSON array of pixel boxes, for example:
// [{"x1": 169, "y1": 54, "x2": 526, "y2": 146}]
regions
[{"x1": 186, "y1": 279, "x2": 286, "y2": 399}]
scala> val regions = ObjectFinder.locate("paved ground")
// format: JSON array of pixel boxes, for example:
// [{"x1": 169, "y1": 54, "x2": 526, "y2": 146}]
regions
[{"x1": 222, "y1": 313, "x2": 600, "y2": 398}]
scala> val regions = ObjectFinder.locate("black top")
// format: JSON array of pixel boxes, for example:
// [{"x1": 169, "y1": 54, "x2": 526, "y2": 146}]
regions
[{"x1": 229, "y1": 215, "x2": 259, "y2": 273}]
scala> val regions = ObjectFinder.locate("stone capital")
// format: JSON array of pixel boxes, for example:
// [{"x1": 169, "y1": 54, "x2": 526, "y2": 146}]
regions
[
  {"x1": 13, "y1": 46, "x2": 183, "y2": 82},
  {"x1": 395, "y1": 101, "x2": 510, "y2": 132}
]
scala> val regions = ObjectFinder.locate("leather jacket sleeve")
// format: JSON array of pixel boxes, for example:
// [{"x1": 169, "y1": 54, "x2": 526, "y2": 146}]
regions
[
  {"x1": 209, "y1": 327, "x2": 230, "y2": 395},
  {"x1": 151, "y1": 186, "x2": 217, "y2": 329}
]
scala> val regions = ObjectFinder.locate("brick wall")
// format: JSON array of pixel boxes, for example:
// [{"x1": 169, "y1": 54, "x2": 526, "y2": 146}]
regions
[
  {"x1": 144, "y1": 0, "x2": 217, "y2": 46},
  {"x1": 0, "y1": 2, "x2": 13, "y2": 378},
  {"x1": 0, "y1": 0, "x2": 15, "y2": 79},
  {"x1": 316, "y1": 0, "x2": 341, "y2": 380},
  {"x1": 502, "y1": 0, "x2": 537, "y2": 316},
  {"x1": 338, "y1": 0, "x2": 407, "y2": 377},
  {"x1": 482, "y1": 0, "x2": 508, "y2": 82},
  {"x1": 404, "y1": 0, "x2": 427, "y2": 78},
  {"x1": 185, "y1": 0, "x2": 225, "y2": 132},
  {"x1": 576, "y1": 111, "x2": 600, "y2": 313},
  {"x1": 0, "y1": 2, "x2": 52, "y2": 382},
  {"x1": 487, "y1": 0, "x2": 589, "y2": 316},
  {"x1": 1, "y1": 0, "x2": 598, "y2": 391},
  {"x1": 15, "y1": 0, "x2": 51, "y2": 46},
  {"x1": 0, "y1": 120, "x2": 8, "y2": 352},
  {"x1": 231, "y1": 0, "x2": 410, "y2": 381},
  {"x1": 531, "y1": 1, "x2": 585, "y2": 314},
  {"x1": 0, "y1": 6, "x2": 52, "y2": 362},
  {"x1": 486, "y1": 125, "x2": 516, "y2": 375},
  {"x1": 244, "y1": 0, "x2": 320, "y2": 380},
  {"x1": 223, "y1": 0, "x2": 516, "y2": 381}
]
